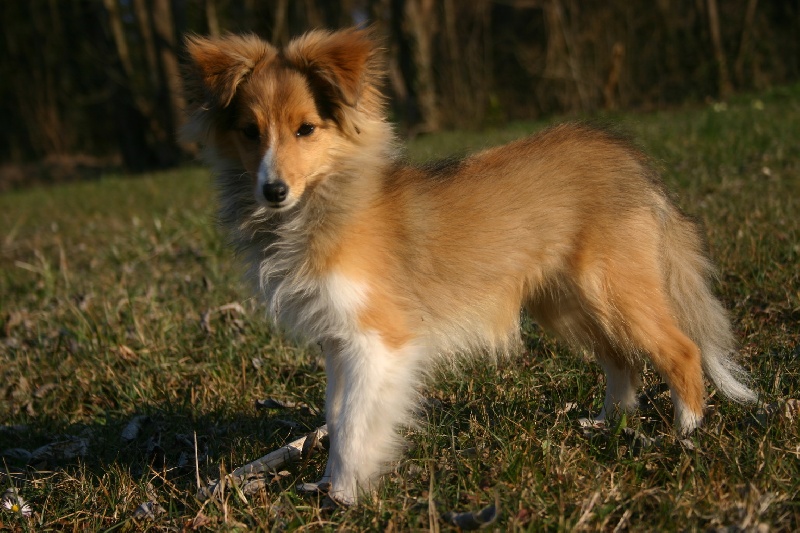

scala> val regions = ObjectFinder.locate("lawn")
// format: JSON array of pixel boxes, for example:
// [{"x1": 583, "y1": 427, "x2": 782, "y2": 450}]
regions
[{"x1": 1, "y1": 85, "x2": 798, "y2": 531}]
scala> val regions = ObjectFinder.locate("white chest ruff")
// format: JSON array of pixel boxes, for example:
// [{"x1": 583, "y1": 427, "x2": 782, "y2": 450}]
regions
[{"x1": 259, "y1": 246, "x2": 369, "y2": 342}]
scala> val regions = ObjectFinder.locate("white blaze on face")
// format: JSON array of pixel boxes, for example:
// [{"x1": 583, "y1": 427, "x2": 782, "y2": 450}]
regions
[{"x1": 255, "y1": 146, "x2": 276, "y2": 204}]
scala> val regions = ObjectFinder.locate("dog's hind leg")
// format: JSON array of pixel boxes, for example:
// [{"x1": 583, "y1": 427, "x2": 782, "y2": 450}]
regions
[
  {"x1": 629, "y1": 319, "x2": 705, "y2": 434},
  {"x1": 541, "y1": 242, "x2": 705, "y2": 433},
  {"x1": 594, "y1": 351, "x2": 642, "y2": 424},
  {"x1": 594, "y1": 263, "x2": 706, "y2": 434},
  {"x1": 528, "y1": 294, "x2": 643, "y2": 425}
]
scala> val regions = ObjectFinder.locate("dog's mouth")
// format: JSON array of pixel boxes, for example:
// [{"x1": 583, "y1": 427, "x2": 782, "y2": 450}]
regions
[{"x1": 262, "y1": 198, "x2": 298, "y2": 213}]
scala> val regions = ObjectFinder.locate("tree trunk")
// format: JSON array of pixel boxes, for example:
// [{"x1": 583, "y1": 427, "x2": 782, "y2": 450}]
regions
[
  {"x1": 303, "y1": 0, "x2": 325, "y2": 29},
  {"x1": 604, "y1": 42, "x2": 625, "y2": 110},
  {"x1": 132, "y1": 0, "x2": 160, "y2": 90},
  {"x1": 272, "y1": 0, "x2": 289, "y2": 45},
  {"x1": 706, "y1": 0, "x2": 733, "y2": 98},
  {"x1": 205, "y1": 0, "x2": 220, "y2": 37},
  {"x1": 404, "y1": 0, "x2": 440, "y2": 133},
  {"x1": 151, "y1": 0, "x2": 189, "y2": 160},
  {"x1": 734, "y1": 0, "x2": 758, "y2": 86}
]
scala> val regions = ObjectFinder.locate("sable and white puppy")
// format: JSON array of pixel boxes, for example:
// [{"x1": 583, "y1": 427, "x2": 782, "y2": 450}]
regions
[{"x1": 182, "y1": 28, "x2": 756, "y2": 505}]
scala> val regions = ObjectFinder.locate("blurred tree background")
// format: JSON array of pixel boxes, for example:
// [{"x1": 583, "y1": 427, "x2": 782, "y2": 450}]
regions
[{"x1": 1, "y1": 0, "x2": 798, "y2": 188}]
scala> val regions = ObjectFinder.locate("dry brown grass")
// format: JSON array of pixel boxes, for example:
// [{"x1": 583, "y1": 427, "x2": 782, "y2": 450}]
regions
[{"x1": 1, "y1": 86, "x2": 798, "y2": 530}]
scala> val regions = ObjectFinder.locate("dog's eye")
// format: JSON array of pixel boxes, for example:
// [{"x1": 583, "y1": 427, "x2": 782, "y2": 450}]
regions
[
  {"x1": 241, "y1": 124, "x2": 260, "y2": 140},
  {"x1": 296, "y1": 123, "x2": 315, "y2": 137}
]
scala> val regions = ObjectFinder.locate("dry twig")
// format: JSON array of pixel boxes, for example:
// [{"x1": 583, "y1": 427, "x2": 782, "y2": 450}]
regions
[{"x1": 198, "y1": 425, "x2": 328, "y2": 500}]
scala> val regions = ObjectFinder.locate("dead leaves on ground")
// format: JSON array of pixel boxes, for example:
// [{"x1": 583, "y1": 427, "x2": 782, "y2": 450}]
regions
[{"x1": 199, "y1": 302, "x2": 247, "y2": 335}]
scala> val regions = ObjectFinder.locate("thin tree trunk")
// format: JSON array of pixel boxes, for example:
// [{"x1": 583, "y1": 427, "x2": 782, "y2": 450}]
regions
[
  {"x1": 132, "y1": 0, "x2": 160, "y2": 95},
  {"x1": 205, "y1": 0, "x2": 220, "y2": 37},
  {"x1": 404, "y1": 0, "x2": 439, "y2": 133},
  {"x1": 38, "y1": 1, "x2": 69, "y2": 155},
  {"x1": 102, "y1": 0, "x2": 135, "y2": 82},
  {"x1": 303, "y1": 0, "x2": 325, "y2": 28},
  {"x1": 542, "y1": 0, "x2": 585, "y2": 111},
  {"x1": 706, "y1": 0, "x2": 733, "y2": 98},
  {"x1": 272, "y1": 0, "x2": 289, "y2": 45},
  {"x1": 99, "y1": 0, "x2": 159, "y2": 169},
  {"x1": 373, "y1": 0, "x2": 409, "y2": 115},
  {"x1": 558, "y1": 0, "x2": 590, "y2": 111},
  {"x1": 604, "y1": 42, "x2": 625, "y2": 110},
  {"x1": 151, "y1": 0, "x2": 188, "y2": 157},
  {"x1": 734, "y1": 0, "x2": 758, "y2": 85}
]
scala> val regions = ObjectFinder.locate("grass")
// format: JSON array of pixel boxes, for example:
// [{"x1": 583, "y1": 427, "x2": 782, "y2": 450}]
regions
[{"x1": 1, "y1": 85, "x2": 799, "y2": 531}]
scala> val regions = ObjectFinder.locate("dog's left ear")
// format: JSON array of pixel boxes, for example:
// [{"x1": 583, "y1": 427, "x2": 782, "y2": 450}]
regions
[
  {"x1": 284, "y1": 27, "x2": 381, "y2": 110},
  {"x1": 184, "y1": 34, "x2": 277, "y2": 109}
]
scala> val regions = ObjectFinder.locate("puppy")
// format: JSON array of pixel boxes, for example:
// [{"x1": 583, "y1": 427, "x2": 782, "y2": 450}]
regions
[{"x1": 182, "y1": 27, "x2": 756, "y2": 505}]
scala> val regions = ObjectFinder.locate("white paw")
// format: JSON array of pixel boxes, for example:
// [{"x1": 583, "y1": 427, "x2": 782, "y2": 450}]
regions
[
  {"x1": 672, "y1": 395, "x2": 703, "y2": 435},
  {"x1": 676, "y1": 409, "x2": 703, "y2": 435},
  {"x1": 327, "y1": 486, "x2": 357, "y2": 506}
]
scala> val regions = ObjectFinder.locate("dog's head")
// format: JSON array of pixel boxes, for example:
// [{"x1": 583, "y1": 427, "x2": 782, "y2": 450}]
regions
[{"x1": 183, "y1": 28, "x2": 384, "y2": 212}]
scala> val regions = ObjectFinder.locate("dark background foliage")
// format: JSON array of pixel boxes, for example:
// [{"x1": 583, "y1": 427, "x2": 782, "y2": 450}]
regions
[{"x1": 1, "y1": 0, "x2": 798, "y2": 187}]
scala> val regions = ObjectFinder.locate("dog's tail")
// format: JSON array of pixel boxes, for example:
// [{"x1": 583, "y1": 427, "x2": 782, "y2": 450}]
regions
[{"x1": 661, "y1": 206, "x2": 757, "y2": 404}]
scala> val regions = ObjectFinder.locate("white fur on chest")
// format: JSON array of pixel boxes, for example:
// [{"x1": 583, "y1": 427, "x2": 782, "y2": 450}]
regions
[
  {"x1": 260, "y1": 249, "x2": 369, "y2": 342},
  {"x1": 321, "y1": 271, "x2": 369, "y2": 319}
]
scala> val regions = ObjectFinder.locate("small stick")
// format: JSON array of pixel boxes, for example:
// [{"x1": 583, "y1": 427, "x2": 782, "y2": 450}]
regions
[{"x1": 198, "y1": 425, "x2": 328, "y2": 500}]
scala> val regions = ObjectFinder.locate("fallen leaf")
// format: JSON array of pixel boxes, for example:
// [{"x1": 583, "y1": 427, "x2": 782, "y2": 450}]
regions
[
  {"x1": 116, "y1": 345, "x2": 138, "y2": 362},
  {"x1": 256, "y1": 398, "x2": 302, "y2": 410},
  {"x1": 31, "y1": 436, "x2": 89, "y2": 462},
  {"x1": 274, "y1": 419, "x2": 300, "y2": 430},
  {"x1": 1, "y1": 448, "x2": 32, "y2": 462},
  {"x1": 133, "y1": 501, "x2": 165, "y2": 521},
  {"x1": 559, "y1": 402, "x2": 578, "y2": 415},
  {"x1": 121, "y1": 415, "x2": 149, "y2": 442},
  {"x1": 217, "y1": 302, "x2": 246, "y2": 314},
  {"x1": 441, "y1": 500, "x2": 498, "y2": 530},
  {"x1": 621, "y1": 427, "x2": 658, "y2": 448},
  {"x1": 296, "y1": 481, "x2": 329, "y2": 494},
  {"x1": 190, "y1": 511, "x2": 213, "y2": 529},
  {"x1": 200, "y1": 311, "x2": 214, "y2": 334},
  {"x1": 783, "y1": 399, "x2": 799, "y2": 421},
  {"x1": 33, "y1": 383, "x2": 57, "y2": 398},
  {"x1": 256, "y1": 397, "x2": 314, "y2": 418},
  {"x1": 241, "y1": 478, "x2": 267, "y2": 496}
]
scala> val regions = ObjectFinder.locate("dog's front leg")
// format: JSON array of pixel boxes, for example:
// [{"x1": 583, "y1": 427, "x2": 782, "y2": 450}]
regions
[
  {"x1": 316, "y1": 338, "x2": 344, "y2": 488},
  {"x1": 322, "y1": 333, "x2": 421, "y2": 505}
]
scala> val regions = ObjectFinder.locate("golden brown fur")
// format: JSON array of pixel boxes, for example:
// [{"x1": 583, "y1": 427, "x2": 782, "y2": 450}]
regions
[{"x1": 183, "y1": 28, "x2": 755, "y2": 505}]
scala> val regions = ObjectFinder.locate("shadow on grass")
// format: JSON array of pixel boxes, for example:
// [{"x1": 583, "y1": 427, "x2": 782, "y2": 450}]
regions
[{"x1": 0, "y1": 404, "x2": 328, "y2": 497}]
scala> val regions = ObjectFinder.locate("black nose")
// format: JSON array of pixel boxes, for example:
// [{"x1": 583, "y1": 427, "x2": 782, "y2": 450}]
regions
[{"x1": 262, "y1": 180, "x2": 289, "y2": 204}]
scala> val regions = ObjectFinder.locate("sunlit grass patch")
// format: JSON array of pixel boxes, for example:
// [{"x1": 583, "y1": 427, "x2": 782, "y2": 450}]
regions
[{"x1": 1, "y1": 85, "x2": 799, "y2": 530}]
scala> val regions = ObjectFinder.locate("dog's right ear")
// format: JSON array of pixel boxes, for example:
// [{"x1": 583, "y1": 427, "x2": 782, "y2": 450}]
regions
[{"x1": 184, "y1": 34, "x2": 276, "y2": 109}]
